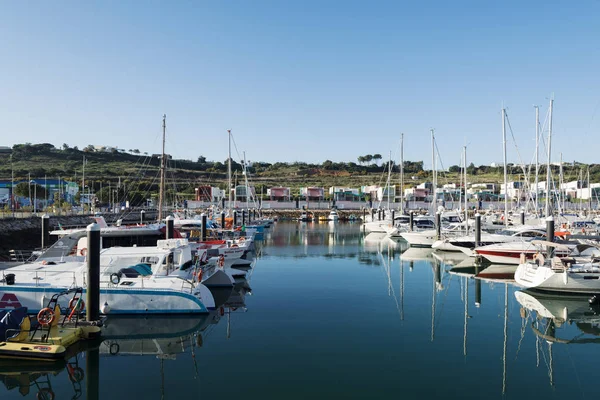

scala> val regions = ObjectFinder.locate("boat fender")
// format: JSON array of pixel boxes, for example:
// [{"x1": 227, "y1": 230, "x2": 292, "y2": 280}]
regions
[
  {"x1": 101, "y1": 302, "x2": 111, "y2": 314},
  {"x1": 519, "y1": 253, "x2": 526, "y2": 264},
  {"x1": 37, "y1": 307, "x2": 55, "y2": 326},
  {"x1": 110, "y1": 273, "x2": 121, "y2": 285},
  {"x1": 79, "y1": 248, "x2": 87, "y2": 257},
  {"x1": 109, "y1": 342, "x2": 120, "y2": 355},
  {"x1": 220, "y1": 307, "x2": 225, "y2": 316}
]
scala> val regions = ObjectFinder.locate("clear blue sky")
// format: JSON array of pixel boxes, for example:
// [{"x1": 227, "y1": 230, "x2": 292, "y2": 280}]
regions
[{"x1": 1, "y1": 1, "x2": 599, "y2": 170}]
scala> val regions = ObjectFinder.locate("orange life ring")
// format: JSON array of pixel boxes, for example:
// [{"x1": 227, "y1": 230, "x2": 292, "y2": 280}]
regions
[
  {"x1": 231, "y1": 244, "x2": 238, "y2": 248},
  {"x1": 69, "y1": 298, "x2": 85, "y2": 312},
  {"x1": 79, "y1": 248, "x2": 87, "y2": 256},
  {"x1": 239, "y1": 237, "x2": 245, "y2": 242},
  {"x1": 37, "y1": 307, "x2": 55, "y2": 326}
]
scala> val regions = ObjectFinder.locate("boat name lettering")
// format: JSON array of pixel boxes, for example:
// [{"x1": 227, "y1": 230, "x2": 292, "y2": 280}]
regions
[{"x1": 0, "y1": 293, "x2": 22, "y2": 309}]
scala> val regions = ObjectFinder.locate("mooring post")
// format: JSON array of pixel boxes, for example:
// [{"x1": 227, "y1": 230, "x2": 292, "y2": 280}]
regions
[
  {"x1": 221, "y1": 211, "x2": 226, "y2": 229},
  {"x1": 391, "y1": 210, "x2": 395, "y2": 226},
  {"x1": 41, "y1": 214, "x2": 49, "y2": 249},
  {"x1": 475, "y1": 213, "x2": 481, "y2": 248},
  {"x1": 140, "y1": 209, "x2": 145, "y2": 224},
  {"x1": 165, "y1": 215, "x2": 174, "y2": 239},
  {"x1": 546, "y1": 216, "x2": 555, "y2": 259},
  {"x1": 86, "y1": 222, "x2": 100, "y2": 322},
  {"x1": 436, "y1": 212, "x2": 441, "y2": 240},
  {"x1": 520, "y1": 210, "x2": 525, "y2": 225},
  {"x1": 233, "y1": 210, "x2": 238, "y2": 227},
  {"x1": 201, "y1": 213, "x2": 207, "y2": 241},
  {"x1": 242, "y1": 209, "x2": 247, "y2": 226},
  {"x1": 378, "y1": 209, "x2": 382, "y2": 221},
  {"x1": 410, "y1": 211, "x2": 414, "y2": 231}
]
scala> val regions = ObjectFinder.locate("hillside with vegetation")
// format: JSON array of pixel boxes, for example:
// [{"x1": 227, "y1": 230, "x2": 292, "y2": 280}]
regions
[{"x1": 0, "y1": 143, "x2": 598, "y2": 206}]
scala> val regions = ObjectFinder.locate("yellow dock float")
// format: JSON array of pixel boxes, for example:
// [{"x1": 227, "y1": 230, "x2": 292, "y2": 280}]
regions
[{"x1": 0, "y1": 288, "x2": 101, "y2": 362}]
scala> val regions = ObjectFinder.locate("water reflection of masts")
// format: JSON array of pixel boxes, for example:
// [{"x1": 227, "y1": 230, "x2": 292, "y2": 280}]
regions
[
  {"x1": 502, "y1": 283, "x2": 508, "y2": 395},
  {"x1": 431, "y1": 259, "x2": 442, "y2": 342},
  {"x1": 400, "y1": 254, "x2": 404, "y2": 321},
  {"x1": 377, "y1": 242, "x2": 402, "y2": 320},
  {"x1": 463, "y1": 276, "x2": 468, "y2": 356}
]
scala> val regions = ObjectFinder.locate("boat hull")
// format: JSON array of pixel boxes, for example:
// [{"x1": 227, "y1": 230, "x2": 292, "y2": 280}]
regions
[{"x1": 0, "y1": 285, "x2": 213, "y2": 315}]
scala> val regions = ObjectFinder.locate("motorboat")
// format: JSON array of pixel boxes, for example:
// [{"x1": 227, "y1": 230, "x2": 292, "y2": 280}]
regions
[
  {"x1": 474, "y1": 239, "x2": 595, "y2": 265},
  {"x1": 432, "y1": 228, "x2": 547, "y2": 256},
  {"x1": 0, "y1": 237, "x2": 216, "y2": 315},
  {"x1": 515, "y1": 241, "x2": 600, "y2": 294},
  {"x1": 328, "y1": 210, "x2": 339, "y2": 222}
]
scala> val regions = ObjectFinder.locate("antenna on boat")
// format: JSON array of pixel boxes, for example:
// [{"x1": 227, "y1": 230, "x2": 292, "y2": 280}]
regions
[{"x1": 158, "y1": 114, "x2": 166, "y2": 222}]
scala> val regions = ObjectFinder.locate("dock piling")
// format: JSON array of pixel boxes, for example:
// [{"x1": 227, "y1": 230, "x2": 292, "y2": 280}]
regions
[
  {"x1": 201, "y1": 213, "x2": 207, "y2": 241},
  {"x1": 86, "y1": 222, "x2": 100, "y2": 322},
  {"x1": 165, "y1": 215, "x2": 174, "y2": 239},
  {"x1": 41, "y1": 214, "x2": 49, "y2": 249}
]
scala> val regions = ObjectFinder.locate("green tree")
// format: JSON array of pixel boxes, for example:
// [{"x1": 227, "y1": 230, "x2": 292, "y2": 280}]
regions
[{"x1": 373, "y1": 154, "x2": 382, "y2": 165}]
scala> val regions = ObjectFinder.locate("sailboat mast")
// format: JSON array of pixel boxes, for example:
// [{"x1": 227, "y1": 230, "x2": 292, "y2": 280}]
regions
[
  {"x1": 431, "y1": 129, "x2": 436, "y2": 211},
  {"x1": 535, "y1": 106, "x2": 540, "y2": 215},
  {"x1": 502, "y1": 107, "x2": 508, "y2": 227},
  {"x1": 158, "y1": 114, "x2": 166, "y2": 221},
  {"x1": 588, "y1": 166, "x2": 592, "y2": 213},
  {"x1": 559, "y1": 152, "x2": 564, "y2": 212},
  {"x1": 545, "y1": 98, "x2": 553, "y2": 217},
  {"x1": 400, "y1": 133, "x2": 404, "y2": 214},
  {"x1": 227, "y1": 129, "x2": 232, "y2": 212},
  {"x1": 464, "y1": 145, "x2": 468, "y2": 232},
  {"x1": 387, "y1": 151, "x2": 392, "y2": 211}
]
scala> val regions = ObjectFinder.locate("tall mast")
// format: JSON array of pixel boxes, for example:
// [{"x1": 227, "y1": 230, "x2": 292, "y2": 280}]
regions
[
  {"x1": 431, "y1": 129, "x2": 436, "y2": 212},
  {"x1": 400, "y1": 133, "x2": 404, "y2": 214},
  {"x1": 588, "y1": 166, "x2": 592, "y2": 213},
  {"x1": 559, "y1": 152, "x2": 564, "y2": 212},
  {"x1": 545, "y1": 98, "x2": 553, "y2": 217},
  {"x1": 502, "y1": 107, "x2": 508, "y2": 227},
  {"x1": 464, "y1": 145, "x2": 468, "y2": 232},
  {"x1": 82, "y1": 155, "x2": 85, "y2": 207},
  {"x1": 534, "y1": 106, "x2": 540, "y2": 215},
  {"x1": 158, "y1": 114, "x2": 166, "y2": 221},
  {"x1": 227, "y1": 129, "x2": 232, "y2": 212},
  {"x1": 387, "y1": 151, "x2": 392, "y2": 211}
]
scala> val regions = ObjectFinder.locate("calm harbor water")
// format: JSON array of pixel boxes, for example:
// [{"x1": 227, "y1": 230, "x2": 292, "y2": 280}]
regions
[{"x1": 2, "y1": 222, "x2": 600, "y2": 399}]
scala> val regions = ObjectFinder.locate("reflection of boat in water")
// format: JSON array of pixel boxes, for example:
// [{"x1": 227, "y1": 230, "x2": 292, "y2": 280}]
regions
[
  {"x1": 100, "y1": 314, "x2": 217, "y2": 357},
  {"x1": 432, "y1": 251, "x2": 469, "y2": 267},
  {"x1": 475, "y1": 264, "x2": 517, "y2": 282},
  {"x1": 515, "y1": 290, "x2": 600, "y2": 344},
  {"x1": 400, "y1": 247, "x2": 434, "y2": 261}
]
